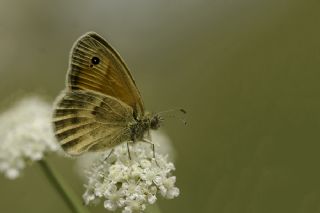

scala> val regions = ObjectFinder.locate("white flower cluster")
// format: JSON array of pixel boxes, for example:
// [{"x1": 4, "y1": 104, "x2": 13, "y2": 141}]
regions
[
  {"x1": 82, "y1": 139, "x2": 179, "y2": 213},
  {"x1": 0, "y1": 97, "x2": 59, "y2": 179},
  {"x1": 75, "y1": 131, "x2": 176, "y2": 178}
]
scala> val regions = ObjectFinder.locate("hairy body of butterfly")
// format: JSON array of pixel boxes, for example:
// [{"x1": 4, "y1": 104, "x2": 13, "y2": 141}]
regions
[{"x1": 52, "y1": 32, "x2": 162, "y2": 156}]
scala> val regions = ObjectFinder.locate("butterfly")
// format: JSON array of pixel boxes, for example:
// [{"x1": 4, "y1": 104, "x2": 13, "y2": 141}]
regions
[{"x1": 52, "y1": 32, "x2": 165, "y2": 157}]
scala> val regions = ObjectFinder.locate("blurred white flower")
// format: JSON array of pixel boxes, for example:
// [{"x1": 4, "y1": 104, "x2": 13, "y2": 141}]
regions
[
  {"x1": 0, "y1": 97, "x2": 59, "y2": 179},
  {"x1": 151, "y1": 130, "x2": 176, "y2": 161},
  {"x1": 82, "y1": 136, "x2": 180, "y2": 213}
]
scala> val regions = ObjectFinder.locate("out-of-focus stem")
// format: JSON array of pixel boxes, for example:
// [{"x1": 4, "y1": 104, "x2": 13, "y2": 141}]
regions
[{"x1": 38, "y1": 159, "x2": 90, "y2": 213}]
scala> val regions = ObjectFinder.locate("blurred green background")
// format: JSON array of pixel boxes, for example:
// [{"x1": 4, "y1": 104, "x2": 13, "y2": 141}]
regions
[{"x1": 1, "y1": 0, "x2": 320, "y2": 212}]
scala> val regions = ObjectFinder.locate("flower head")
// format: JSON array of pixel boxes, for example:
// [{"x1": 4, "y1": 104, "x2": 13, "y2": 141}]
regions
[
  {"x1": 82, "y1": 135, "x2": 179, "y2": 212},
  {"x1": 0, "y1": 97, "x2": 59, "y2": 179}
]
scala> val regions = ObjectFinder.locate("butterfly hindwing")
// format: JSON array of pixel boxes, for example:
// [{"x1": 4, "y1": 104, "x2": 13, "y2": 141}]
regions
[
  {"x1": 52, "y1": 90, "x2": 134, "y2": 155},
  {"x1": 67, "y1": 32, "x2": 144, "y2": 116}
]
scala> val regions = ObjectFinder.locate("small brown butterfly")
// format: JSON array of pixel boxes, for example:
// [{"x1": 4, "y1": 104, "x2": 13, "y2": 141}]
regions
[{"x1": 52, "y1": 32, "x2": 166, "y2": 157}]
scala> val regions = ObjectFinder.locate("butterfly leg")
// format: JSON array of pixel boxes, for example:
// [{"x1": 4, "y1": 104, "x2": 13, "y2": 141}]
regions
[
  {"x1": 141, "y1": 139, "x2": 159, "y2": 167},
  {"x1": 104, "y1": 148, "x2": 114, "y2": 161},
  {"x1": 127, "y1": 142, "x2": 132, "y2": 160}
]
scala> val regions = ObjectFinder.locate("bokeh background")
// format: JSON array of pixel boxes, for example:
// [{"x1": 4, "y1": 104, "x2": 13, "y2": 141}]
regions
[{"x1": 1, "y1": 0, "x2": 320, "y2": 212}]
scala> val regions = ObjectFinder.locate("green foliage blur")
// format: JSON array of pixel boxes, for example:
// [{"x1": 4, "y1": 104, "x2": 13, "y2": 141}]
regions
[{"x1": 1, "y1": 0, "x2": 320, "y2": 212}]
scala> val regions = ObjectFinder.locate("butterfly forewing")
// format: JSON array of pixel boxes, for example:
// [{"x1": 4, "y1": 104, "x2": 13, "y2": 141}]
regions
[
  {"x1": 53, "y1": 90, "x2": 134, "y2": 155},
  {"x1": 68, "y1": 32, "x2": 144, "y2": 116}
]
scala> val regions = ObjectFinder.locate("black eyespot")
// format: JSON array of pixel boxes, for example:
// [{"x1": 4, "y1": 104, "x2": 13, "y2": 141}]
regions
[{"x1": 91, "y1": 56, "x2": 100, "y2": 65}]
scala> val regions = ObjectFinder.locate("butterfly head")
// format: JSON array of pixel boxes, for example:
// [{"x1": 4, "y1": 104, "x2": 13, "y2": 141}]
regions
[
  {"x1": 150, "y1": 114, "x2": 162, "y2": 130},
  {"x1": 148, "y1": 108, "x2": 186, "y2": 130}
]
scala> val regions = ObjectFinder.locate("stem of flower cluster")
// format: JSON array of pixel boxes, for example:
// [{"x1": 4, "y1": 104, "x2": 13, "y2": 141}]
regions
[{"x1": 38, "y1": 159, "x2": 90, "y2": 213}]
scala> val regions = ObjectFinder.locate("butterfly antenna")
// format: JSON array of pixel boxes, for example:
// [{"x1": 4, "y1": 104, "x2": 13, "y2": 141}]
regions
[
  {"x1": 157, "y1": 108, "x2": 186, "y2": 115},
  {"x1": 157, "y1": 108, "x2": 187, "y2": 125}
]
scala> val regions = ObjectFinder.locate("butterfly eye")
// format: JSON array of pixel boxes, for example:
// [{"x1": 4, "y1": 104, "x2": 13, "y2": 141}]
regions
[{"x1": 91, "y1": 56, "x2": 100, "y2": 65}]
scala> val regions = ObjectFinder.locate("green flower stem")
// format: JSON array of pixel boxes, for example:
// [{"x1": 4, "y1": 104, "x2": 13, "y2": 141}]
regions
[{"x1": 38, "y1": 159, "x2": 90, "y2": 213}]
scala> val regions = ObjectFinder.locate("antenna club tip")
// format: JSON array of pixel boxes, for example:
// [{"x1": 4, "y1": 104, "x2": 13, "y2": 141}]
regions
[{"x1": 180, "y1": 109, "x2": 187, "y2": 114}]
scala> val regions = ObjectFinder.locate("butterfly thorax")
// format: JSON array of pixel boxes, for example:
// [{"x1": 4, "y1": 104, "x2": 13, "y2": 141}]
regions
[{"x1": 129, "y1": 113, "x2": 161, "y2": 142}]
